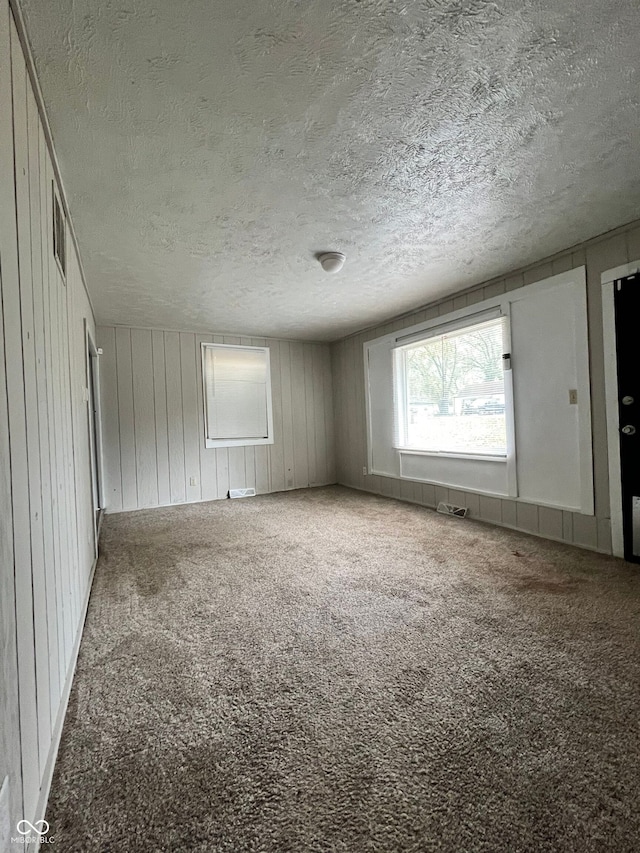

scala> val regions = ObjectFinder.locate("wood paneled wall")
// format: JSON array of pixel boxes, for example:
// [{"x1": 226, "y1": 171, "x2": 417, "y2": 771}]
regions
[
  {"x1": 332, "y1": 221, "x2": 640, "y2": 555},
  {"x1": 0, "y1": 4, "x2": 97, "y2": 832},
  {"x1": 97, "y1": 327, "x2": 336, "y2": 512}
]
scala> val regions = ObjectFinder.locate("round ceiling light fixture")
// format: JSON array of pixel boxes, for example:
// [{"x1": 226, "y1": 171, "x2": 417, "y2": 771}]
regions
[{"x1": 318, "y1": 252, "x2": 346, "y2": 274}]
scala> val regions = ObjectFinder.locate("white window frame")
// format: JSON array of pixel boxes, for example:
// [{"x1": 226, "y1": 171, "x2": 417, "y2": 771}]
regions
[
  {"x1": 201, "y1": 343, "x2": 274, "y2": 449},
  {"x1": 392, "y1": 312, "x2": 511, "y2": 460}
]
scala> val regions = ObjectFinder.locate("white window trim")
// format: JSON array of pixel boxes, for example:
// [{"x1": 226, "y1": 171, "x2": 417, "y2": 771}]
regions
[
  {"x1": 201, "y1": 343, "x2": 274, "y2": 449},
  {"x1": 392, "y1": 311, "x2": 511, "y2": 461}
]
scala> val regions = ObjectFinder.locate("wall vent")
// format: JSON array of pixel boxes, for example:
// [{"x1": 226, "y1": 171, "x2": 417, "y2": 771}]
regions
[
  {"x1": 229, "y1": 488, "x2": 256, "y2": 499},
  {"x1": 437, "y1": 501, "x2": 468, "y2": 518}
]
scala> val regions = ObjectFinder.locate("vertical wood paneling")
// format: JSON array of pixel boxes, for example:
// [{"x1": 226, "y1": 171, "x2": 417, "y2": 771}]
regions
[
  {"x1": 312, "y1": 344, "x2": 327, "y2": 485},
  {"x1": 212, "y1": 334, "x2": 229, "y2": 499},
  {"x1": 331, "y1": 343, "x2": 346, "y2": 482},
  {"x1": 0, "y1": 183, "x2": 22, "y2": 837},
  {"x1": 131, "y1": 329, "x2": 159, "y2": 507},
  {"x1": 3, "y1": 8, "x2": 98, "y2": 829},
  {"x1": 585, "y1": 233, "x2": 628, "y2": 520},
  {"x1": 97, "y1": 326, "x2": 122, "y2": 510},
  {"x1": 60, "y1": 266, "x2": 79, "y2": 629},
  {"x1": 0, "y1": 10, "x2": 22, "y2": 826},
  {"x1": 228, "y1": 445, "x2": 245, "y2": 491},
  {"x1": 290, "y1": 342, "x2": 309, "y2": 488},
  {"x1": 164, "y1": 331, "x2": 186, "y2": 503},
  {"x1": 151, "y1": 329, "x2": 170, "y2": 506},
  {"x1": 20, "y1": 66, "x2": 51, "y2": 771},
  {"x1": 6, "y1": 15, "x2": 40, "y2": 810},
  {"x1": 251, "y1": 338, "x2": 269, "y2": 495},
  {"x1": 115, "y1": 327, "x2": 137, "y2": 509},
  {"x1": 280, "y1": 341, "x2": 295, "y2": 490},
  {"x1": 326, "y1": 345, "x2": 337, "y2": 483},
  {"x1": 98, "y1": 327, "x2": 336, "y2": 511},
  {"x1": 180, "y1": 333, "x2": 201, "y2": 503},
  {"x1": 43, "y1": 143, "x2": 66, "y2": 693},
  {"x1": 353, "y1": 334, "x2": 367, "y2": 491},
  {"x1": 33, "y1": 115, "x2": 59, "y2": 722},
  {"x1": 304, "y1": 345, "x2": 317, "y2": 485},
  {"x1": 52, "y1": 240, "x2": 71, "y2": 664}
]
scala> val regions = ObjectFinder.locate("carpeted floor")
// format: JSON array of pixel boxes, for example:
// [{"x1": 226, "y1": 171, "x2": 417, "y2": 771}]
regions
[{"x1": 47, "y1": 486, "x2": 640, "y2": 852}]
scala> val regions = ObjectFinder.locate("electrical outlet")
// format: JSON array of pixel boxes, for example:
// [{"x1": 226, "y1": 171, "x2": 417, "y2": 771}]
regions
[
  {"x1": 569, "y1": 389, "x2": 578, "y2": 405},
  {"x1": 189, "y1": 476, "x2": 197, "y2": 487},
  {"x1": 362, "y1": 466, "x2": 367, "y2": 476}
]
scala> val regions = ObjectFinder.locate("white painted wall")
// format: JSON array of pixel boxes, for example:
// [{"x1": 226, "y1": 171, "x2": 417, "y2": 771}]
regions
[
  {"x1": 332, "y1": 221, "x2": 640, "y2": 554},
  {"x1": 0, "y1": 2, "x2": 98, "y2": 835},
  {"x1": 97, "y1": 327, "x2": 336, "y2": 512}
]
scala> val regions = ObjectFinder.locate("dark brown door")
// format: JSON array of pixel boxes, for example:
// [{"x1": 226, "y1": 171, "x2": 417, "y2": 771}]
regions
[{"x1": 614, "y1": 272, "x2": 640, "y2": 562}]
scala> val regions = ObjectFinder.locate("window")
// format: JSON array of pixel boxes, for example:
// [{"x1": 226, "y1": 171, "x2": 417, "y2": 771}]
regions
[
  {"x1": 394, "y1": 315, "x2": 508, "y2": 457},
  {"x1": 52, "y1": 185, "x2": 66, "y2": 278},
  {"x1": 201, "y1": 343, "x2": 274, "y2": 449}
]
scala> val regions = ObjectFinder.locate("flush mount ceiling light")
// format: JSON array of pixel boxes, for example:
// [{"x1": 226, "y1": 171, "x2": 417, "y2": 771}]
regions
[{"x1": 318, "y1": 252, "x2": 346, "y2": 273}]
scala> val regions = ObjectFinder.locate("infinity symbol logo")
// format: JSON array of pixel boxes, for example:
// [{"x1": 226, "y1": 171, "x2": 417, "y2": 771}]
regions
[{"x1": 17, "y1": 819, "x2": 49, "y2": 835}]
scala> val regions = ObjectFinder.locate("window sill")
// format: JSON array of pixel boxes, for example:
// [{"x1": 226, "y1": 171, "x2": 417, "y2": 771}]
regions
[
  {"x1": 205, "y1": 436, "x2": 274, "y2": 449},
  {"x1": 395, "y1": 448, "x2": 507, "y2": 463}
]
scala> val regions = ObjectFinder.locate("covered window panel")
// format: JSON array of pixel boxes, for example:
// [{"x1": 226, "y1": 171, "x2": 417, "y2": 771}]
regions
[
  {"x1": 202, "y1": 344, "x2": 274, "y2": 448},
  {"x1": 394, "y1": 316, "x2": 508, "y2": 457}
]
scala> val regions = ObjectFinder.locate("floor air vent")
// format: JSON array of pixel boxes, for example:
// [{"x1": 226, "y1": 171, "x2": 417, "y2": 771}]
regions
[
  {"x1": 229, "y1": 488, "x2": 256, "y2": 499},
  {"x1": 437, "y1": 501, "x2": 468, "y2": 518}
]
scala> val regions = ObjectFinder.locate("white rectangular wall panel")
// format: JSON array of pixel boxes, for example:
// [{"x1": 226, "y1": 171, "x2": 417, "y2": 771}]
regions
[{"x1": 510, "y1": 275, "x2": 592, "y2": 511}]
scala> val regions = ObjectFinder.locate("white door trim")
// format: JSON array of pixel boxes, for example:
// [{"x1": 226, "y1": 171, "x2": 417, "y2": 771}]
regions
[
  {"x1": 601, "y1": 259, "x2": 640, "y2": 558},
  {"x1": 85, "y1": 323, "x2": 104, "y2": 558}
]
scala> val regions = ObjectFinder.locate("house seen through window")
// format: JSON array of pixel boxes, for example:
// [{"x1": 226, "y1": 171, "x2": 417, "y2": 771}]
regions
[{"x1": 394, "y1": 316, "x2": 508, "y2": 457}]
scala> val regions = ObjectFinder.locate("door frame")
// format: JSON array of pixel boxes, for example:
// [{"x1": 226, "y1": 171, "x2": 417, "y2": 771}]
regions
[
  {"x1": 85, "y1": 322, "x2": 104, "y2": 555},
  {"x1": 602, "y1": 259, "x2": 640, "y2": 558}
]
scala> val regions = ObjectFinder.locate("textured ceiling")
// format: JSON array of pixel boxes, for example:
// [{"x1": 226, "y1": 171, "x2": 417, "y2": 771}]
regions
[{"x1": 20, "y1": 0, "x2": 640, "y2": 341}]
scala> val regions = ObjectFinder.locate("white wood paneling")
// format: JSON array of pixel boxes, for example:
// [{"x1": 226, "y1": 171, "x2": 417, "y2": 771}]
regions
[
  {"x1": 115, "y1": 327, "x2": 137, "y2": 509},
  {"x1": 131, "y1": 329, "x2": 159, "y2": 508},
  {"x1": 7, "y1": 14, "x2": 40, "y2": 812},
  {"x1": 152, "y1": 329, "x2": 171, "y2": 506},
  {"x1": 164, "y1": 331, "x2": 186, "y2": 505},
  {"x1": 0, "y1": 2, "x2": 24, "y2": 831},
  {"x1": 100, "y1": 326, "x2": 122, "y2": 509},
  {"x1": 331, "y1": 228, "x2": 640, "y2": 554},
  {"x1": 98, "y1": 326, "x2": 336, "y2": 511},
  {"x1": 1, "y1": 5, "x2": 98, "y2": 829},
  {"x1": 181, "y1": 332, "x2": 201, "y2": 503}
]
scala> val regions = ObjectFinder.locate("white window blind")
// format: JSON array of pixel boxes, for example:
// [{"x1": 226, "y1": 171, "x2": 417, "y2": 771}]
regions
[{"x1": 202, "y1": 344, "x2": 274, "y2": 448}]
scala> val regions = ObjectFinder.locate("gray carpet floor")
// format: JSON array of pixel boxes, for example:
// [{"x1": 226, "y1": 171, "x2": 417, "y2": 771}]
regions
[{"x1": 47, "y1": 486, "x2": 640, "y2": 852}]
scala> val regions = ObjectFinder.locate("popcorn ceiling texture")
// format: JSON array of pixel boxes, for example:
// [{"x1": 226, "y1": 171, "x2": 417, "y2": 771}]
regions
[{"x1": 20, "y1": 0, "x2": 640, "y2": 340}]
